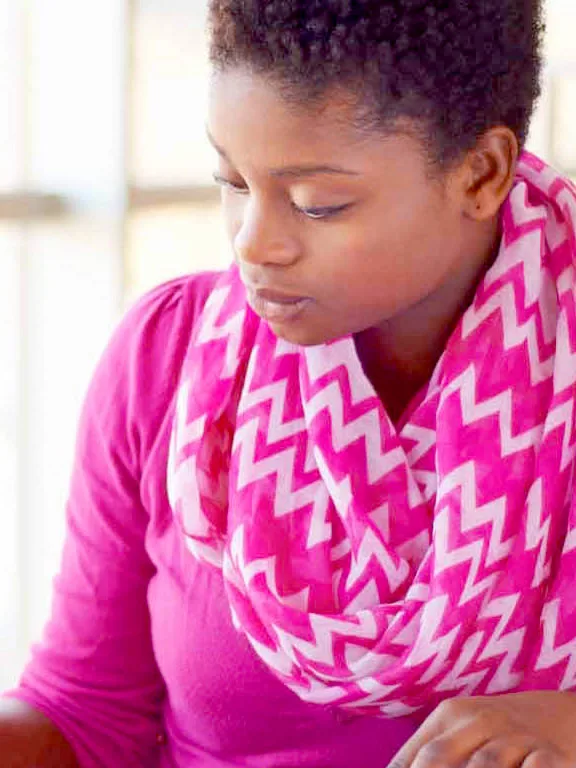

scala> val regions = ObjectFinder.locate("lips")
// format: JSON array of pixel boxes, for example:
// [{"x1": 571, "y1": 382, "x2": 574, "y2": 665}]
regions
[
  {"x1": 250, "y1": 287, "x2": 308, "y2": 304},
  {"x1": 244, "y1": 285, "x2": 312, "y2": 323}
]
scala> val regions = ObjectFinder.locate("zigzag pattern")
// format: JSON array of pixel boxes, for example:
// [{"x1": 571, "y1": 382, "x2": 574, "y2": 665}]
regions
[
  {"x1": 525, "y1": 479, "x2": 551, "y2": 588},
  {"x1": 537, "y1": 599, "x2": 576, "y2": 689},
  {"x1": 168, "y1": 153, "x2": 576, "y2": 714}
]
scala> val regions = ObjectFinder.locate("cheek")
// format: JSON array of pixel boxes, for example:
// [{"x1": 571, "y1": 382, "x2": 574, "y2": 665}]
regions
[
  {"x1": 314, "y1": 205, "x2": 458, "y2": 307},
  {"x1": 311, "y1": 225, "x2": 401, "y2": 290},
  {"x1": 223, "y1": 212, "x2": 240, "y2": 246},
  {"x1": 220, "y1": 197, "x2": 244, "y2": 247}
]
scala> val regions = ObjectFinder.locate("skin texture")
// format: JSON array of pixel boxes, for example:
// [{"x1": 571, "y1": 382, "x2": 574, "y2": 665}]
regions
[
  {"x1": 208, "y1": 68, "x2": 576, "y2": 766},
  {"x1": 207, "y1": 69, "x2": 518, "y2": 418},
  {"x1": 0, "y1": 698, "x2": 78, "y2": 767},
  {"x1": 386, "y1": 692, "x2": 576, "y2": 768}
]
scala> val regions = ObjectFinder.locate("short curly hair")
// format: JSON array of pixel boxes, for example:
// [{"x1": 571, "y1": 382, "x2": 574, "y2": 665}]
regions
[{"x1": 208, "y1": 0, "x2": 545, "y2": 167}]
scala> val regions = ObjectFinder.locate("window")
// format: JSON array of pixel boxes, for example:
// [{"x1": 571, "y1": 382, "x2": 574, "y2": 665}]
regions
[
  {"x1": 0, "y1": 0, "x2": 575, "y2": 690},
  {"x1": 127, "y1": 0, "x2": 230, "y2": 303}
]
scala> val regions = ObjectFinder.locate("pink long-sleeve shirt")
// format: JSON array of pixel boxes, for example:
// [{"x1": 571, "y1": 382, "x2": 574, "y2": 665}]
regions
[{"x1": 8, "y1": 272, "x2": 421, "y2": 767}]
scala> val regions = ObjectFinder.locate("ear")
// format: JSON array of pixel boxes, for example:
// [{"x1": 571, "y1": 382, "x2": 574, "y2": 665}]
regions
[{"x1": 459, "y1": 127, "x2": 519, "y2": 221}]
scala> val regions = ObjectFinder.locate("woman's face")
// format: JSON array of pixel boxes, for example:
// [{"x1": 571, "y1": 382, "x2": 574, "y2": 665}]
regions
[{"x1": 207, "y1": 69, "x2": 481, "y2": 346}]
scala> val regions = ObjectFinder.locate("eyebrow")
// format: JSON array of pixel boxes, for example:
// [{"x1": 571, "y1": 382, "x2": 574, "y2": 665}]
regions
[{"x1": 206, "y1": 129, "x2": 360, "y2": 179}]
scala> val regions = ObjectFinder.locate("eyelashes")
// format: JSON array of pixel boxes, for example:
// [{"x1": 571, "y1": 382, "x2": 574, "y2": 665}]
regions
[
  {"x1": 212, "y1": 174, "x2": 352, "y2": 220},
  {"x1": 293, "y1": 203, "x2": 351, "y2": 220},
  {"x1": 212, "y1": 173, "x2": 248, "y2": 193}
]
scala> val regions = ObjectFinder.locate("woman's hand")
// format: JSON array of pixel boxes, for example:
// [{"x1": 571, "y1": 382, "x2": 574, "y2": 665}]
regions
[
  {"x1": 387, "y1": 692, "x2": 576, "y2": 768},
  {"x1": 0, "y1": 698, "x2": 79, "y2": 768}
]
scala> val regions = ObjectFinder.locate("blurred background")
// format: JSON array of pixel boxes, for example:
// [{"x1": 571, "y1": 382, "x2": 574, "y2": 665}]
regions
[{"x1": 0, "y1": 0, "x2": 575, "y2": 689}]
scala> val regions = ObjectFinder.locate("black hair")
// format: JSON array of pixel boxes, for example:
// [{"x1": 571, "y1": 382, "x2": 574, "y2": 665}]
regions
[{"x1": 208, "y1": 0, "x2": 544, "y2": 167}]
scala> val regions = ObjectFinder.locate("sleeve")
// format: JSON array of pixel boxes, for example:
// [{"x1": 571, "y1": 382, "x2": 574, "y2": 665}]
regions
[{"x1": 5, "y1": 276, "x2": 202, "y2": 768}]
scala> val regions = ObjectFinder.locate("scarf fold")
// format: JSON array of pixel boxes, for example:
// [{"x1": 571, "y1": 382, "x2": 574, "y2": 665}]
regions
[{"x1": 167, "y1": 152, "x2": 576, "y2": 716}]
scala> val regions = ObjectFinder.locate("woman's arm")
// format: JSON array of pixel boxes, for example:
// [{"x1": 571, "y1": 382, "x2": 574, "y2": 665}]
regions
[
  {"x1": 3, "y1": 278, "x2": 203, "y2": 767},
  {"x1": 0, "y1": 698, "x2": 78, "y2": 767}
]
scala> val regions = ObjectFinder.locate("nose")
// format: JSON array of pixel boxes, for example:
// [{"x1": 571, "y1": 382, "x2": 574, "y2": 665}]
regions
[{"x1": 233, "y1": 197, "x2": 301, "y2": 268}]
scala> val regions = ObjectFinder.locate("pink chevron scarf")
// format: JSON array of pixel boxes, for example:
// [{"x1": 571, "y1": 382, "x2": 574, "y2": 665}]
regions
[{"x1": 168, "y1": 153, "x2": 576, "y2": 716}]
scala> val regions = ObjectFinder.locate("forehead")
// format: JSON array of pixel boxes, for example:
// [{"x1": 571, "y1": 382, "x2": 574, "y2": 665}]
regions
[
  {"x1": 206, "y1": 68, "x2": 445, "y2": 193},
  {"x1": 207, "y1": 69, "x2": 381, "y2": 164}
]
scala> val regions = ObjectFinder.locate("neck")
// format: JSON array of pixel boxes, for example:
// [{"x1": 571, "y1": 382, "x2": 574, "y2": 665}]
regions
[{"x1": 356, "y1": 218, "x2": 501, "y2": 420}]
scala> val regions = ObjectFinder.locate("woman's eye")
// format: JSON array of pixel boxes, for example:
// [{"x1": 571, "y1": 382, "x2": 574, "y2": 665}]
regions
[
  {"x1": 295, "y1": 203, "x2": 351, "y2": 220},
  {"x1": 212, "y1": 174, "x2": 350, "y2": 219},
  {"x1": 212, "y1": 173, "x2": 248, "y2": 193}
]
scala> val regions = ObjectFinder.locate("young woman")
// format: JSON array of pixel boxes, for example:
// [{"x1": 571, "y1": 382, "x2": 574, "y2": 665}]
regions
[{"x1": 3, "y1": 1, "x2": 576, "y2": 766}]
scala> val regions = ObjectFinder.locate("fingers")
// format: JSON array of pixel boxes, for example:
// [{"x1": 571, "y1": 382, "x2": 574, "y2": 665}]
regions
[
  {"x1": 388, "y1": 712, "x2": 543, "y2": 768},
  {"x1": 389, "y1": 723, "x2": 486, "y2": 768},
  {"x1": 386, "y1": 708, "x2": 447, "y2": 768},
  {"x1": 408, "y1": 728, "x2": 532, "y2": 768},
  {"x1": 521, "y1": 749, "x2": 571, "y2": 768},
  {"x1": 390, "y1": 737, "x2": 569, "y2": 768},
  {"x1": 388, "y1": 700, "x2": 488, "y2": 768},
  {"x1": 385, "y1": 695, "x2": 575, "y2": 768},
  {"x1": 466, "y1": 738, "x2": 533, "y2": 768}
]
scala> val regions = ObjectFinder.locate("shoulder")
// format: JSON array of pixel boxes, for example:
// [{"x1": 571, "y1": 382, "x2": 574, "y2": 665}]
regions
[
  {"x1": 119, "y1": 270, "x2": 222, "y2": 349},
  {"x1": 103, "y1": 269, "x2": 221, "y2": 374},
  {"x1": 79, "y1": 270, "x2": 223, "y2": 469}
]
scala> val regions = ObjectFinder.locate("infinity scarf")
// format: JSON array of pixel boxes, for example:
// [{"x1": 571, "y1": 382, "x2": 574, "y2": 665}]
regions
[{"x1": 167, "y1": 153, "x2": 576, "y2": 716}]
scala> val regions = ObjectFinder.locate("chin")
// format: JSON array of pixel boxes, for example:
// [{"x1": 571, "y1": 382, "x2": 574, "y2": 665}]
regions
[{"x1": 267, "y1": 320, "x2": 346, "y2": 348}]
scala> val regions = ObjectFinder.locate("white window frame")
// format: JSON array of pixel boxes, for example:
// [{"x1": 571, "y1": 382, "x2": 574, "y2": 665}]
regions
[{"x1": 1, "y1": 0, "x2": 574, "y2": 691}]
